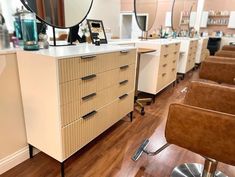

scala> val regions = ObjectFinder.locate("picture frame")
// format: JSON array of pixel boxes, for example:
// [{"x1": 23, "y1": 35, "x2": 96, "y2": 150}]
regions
[{"x1": 87, "y1": 19, "x2": 108, "y2": 44}]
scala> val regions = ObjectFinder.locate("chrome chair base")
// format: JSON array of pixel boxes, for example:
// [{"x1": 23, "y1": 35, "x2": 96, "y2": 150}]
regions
[{"x1": 171, "y1": 163, "x2": 228, "y2": 177}]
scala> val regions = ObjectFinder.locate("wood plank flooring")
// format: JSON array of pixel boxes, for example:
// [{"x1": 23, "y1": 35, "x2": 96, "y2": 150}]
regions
[{"x1": 2, "y1": 70, "x2": 235, "y2": 177}]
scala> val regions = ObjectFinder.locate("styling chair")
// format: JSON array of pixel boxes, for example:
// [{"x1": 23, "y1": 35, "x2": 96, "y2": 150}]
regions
[
  {"x1": 215, "y1": 50, "x2": 235, "y2": 58},
  {"x1": 132, "y1": 81, "x2": 235, "y2": 177},
  {"x1": 199, "y1": 56, "x2": 235, "y2": 85},
  {"x1": 222, "y1": 45, "x2": 235, "y2": 51}
]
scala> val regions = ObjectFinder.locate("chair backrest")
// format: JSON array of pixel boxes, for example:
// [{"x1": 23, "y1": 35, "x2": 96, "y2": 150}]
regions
[
  {"x1": 222, "y1": 45, "x2": 235, "y2": 51},
  {"x1": 165, "y1": 103, "x2": 235, "y2": 166},
  {"x1": 184, "y1": 81, "x2": 235, "y2": 115},
  {"x1": 199, "y1": 57, "x2": 235, "y2": 85},
  {"x1": 215, "y1": 50, "x2": 235, "y2": 58}
]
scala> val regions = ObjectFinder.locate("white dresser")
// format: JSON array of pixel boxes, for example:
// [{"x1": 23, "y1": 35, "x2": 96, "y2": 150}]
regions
[
  {"x1": 17, "y1": 44, "x2": 137, "y2": 167},
  {"x1": 136, "y1": 40, "x2": 181, "y2": 95},
  {"x1": 177, "y1": 38, "x2": 199, "y2": 75},
  {"x1": 195, "y1": 37, "x2": 209, "y2": 64}
]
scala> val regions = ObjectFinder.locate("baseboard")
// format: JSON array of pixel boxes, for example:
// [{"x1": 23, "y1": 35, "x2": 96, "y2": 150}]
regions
[{"x1": 0, "y1": 146, "x2": 40, "y2": 175}]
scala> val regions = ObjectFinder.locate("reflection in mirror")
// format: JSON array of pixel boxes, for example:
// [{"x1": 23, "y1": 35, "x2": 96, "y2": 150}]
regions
[
  {"x1": 134, "y1": 0, "x2": 158, "y2": 32},
  {"x1": 21, "y1": 0, "x2": 93, "y2": 28},
  {"x1": 172, "y1": 0, "x2": 197, "y2": 34}
]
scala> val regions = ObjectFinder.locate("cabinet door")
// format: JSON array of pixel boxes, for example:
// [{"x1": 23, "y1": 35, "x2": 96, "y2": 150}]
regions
[
  {"x1": 200, "y1": 11, "x2": 209, "y2": 28},
  {"x1": 165, "y1": 12, "x2": 172, "y2": 27},
  {"x1": 228, "y1": 11, "x2": 235, "y2": 29},
  {"x1": 190, "y1": 12, "x2": 197, "y2": 28}
]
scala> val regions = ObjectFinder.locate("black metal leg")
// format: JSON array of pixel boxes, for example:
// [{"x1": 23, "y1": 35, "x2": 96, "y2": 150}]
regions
[
  {"x1": 181, "y1": 74, "x2": 185, "y2": 80},
  {"x1": 61, "y1": 162, "x2": 65, "y2": 177},
  {"x1": 129, "y1": 111, "x2": 133, "y2": 122},
  {"x1": 29, "y1": 144, "x2": 33, "y2": 159}
]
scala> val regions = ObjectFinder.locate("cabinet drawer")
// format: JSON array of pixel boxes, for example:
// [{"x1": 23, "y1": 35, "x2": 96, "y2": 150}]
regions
[
  {"x1": 118, "y1": 78, "x2": 135, "y2": 97},
  {"x1": 157, "y1": 71, "x2": 168, "y2": 91},
  {"x1": 117, "y1": 50, "x2": 136, "y2": 67},
  {"x1": 97, "y1": 53, "x2": 118, "y2": 73},
  {"x1": 118, "y1": 91, "x2": 134, "y2": 119},
  {"x1": 60, "y1": 70, "x2": 118, "y2": 105},
  {"x1": 62, "y1": 100, "x2": 119, "y2": 159},
  {"x1": 59, "y1": 56, "x2": 98, "y2": 83},
  {"x1": 61, "y1": 84, "x2": 119, "y2": 126},
  {"x1": 167, "y1": 67, "x2": 177, "y2": 82},
  {"x1": 119, "y1": 64, "x2": 135, "y2": 82}
]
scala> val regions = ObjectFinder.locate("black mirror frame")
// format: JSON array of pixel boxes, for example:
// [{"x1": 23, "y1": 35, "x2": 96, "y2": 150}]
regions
[
  {"x1": 20, "y1": 0, "x2": 94, "y2": 29},
  {"x1": 171, "y1": 0, "x2": 195, "y2": 32},
  {"x1": 134, "y1": 0, "x2": 158, "y2": 33}
]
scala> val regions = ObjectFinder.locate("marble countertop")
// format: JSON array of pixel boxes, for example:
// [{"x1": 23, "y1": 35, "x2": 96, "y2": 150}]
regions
[{"x1": 18, "y1": 44, "x2": 136, "y2": 59}]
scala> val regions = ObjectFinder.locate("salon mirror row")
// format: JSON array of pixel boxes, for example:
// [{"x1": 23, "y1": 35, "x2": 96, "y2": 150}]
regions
[{"x1": 3, "y1": 0, "x2": 230, "y2": 45}]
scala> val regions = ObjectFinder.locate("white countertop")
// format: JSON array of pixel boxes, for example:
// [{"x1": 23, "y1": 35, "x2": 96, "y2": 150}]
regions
[
  {"x1": 18, "y1": 44, "x2": 136, "y2": 59},
  {"x1": 0, "y1": 48, "x2": 19, "y2": 55}
]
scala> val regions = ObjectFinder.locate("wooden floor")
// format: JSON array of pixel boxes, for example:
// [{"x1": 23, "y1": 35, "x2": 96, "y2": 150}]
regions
[{"x1": 2, "y1": 70, "x2": 235, "y2": 177}]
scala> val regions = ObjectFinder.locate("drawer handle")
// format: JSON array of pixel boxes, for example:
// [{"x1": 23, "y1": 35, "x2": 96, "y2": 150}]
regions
[
  {"x1": 163, "y1": 64, "x2": 167, "y2": 67},
  {"x1": 175, "y1": 43, "x2": 179, "y2": 46},
  {"x1": 164, "y1": 54, "x2": 168, "y2": 57},
  {"x1": 82, "y1": 110, "x2": 97, "y2": 119},
  {"x1": 165, "y1": 45, "x2": 169, "y2": 48},
  {"x1": 120, "y1": 65, "x2": 129, "y2": 70},
  {"x1": 190, "y1": 47, "x2": 193, "y2": 50},
  {"x1": 174, "y1": 51, "x2": 178, "y2": 54},
  {"x1": 172, "y1": 68, "x2": 175, "y2": 71},
  {"x1": 81, "y1": 74, "x2": 96, "y2": 81},
  {"x1": 119, "y1": 80, "x2": 128, "y2": 85},
  {"x1": 173, "y1": 60, "x2": 176, "y2": 63},
  {"x1": 120, "y1": 50, "x2": 129, "y2": 54},
  {"x1": 81, "y1": 55, "x2": 96, "y2": 59},
  {"x1": 82, "y1": 93, "x2": 97, "y2": 100},
  {"x1": 119, "y1": 94, "x2": 128, "y2": 100},
  {"x1": 162, "y1": 73, "x2": 166, "y2": 77}
]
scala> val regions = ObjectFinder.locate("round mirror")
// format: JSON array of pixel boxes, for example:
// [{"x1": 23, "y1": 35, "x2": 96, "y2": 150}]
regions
[
  {"x1": 171, "y1": 0, "x2": 197, "y2": 32},
  {"x1": 134, "y1": 0, "x2": 158, "y2": 32},
  {"x1": 20, "y1": 0, "x2": 93, "y2": 28}
]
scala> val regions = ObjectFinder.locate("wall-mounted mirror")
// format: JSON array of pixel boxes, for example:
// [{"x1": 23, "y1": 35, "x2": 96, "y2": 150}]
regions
[
  {"x1": 134, "y1": 0, "x2": 158, "y2": 35},
  {"x1": 20, "y1": 0, "x2": 93, "y2": 28},
  {"x1": 171, "y1": 0, "x2": 197, "y2": 33}
]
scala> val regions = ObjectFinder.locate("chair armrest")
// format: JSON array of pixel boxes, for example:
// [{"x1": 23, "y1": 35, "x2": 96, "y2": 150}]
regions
[
  {"x1": 165, "y1": 103, "x2": 235, "y2": 166},
  {"x1": 184, "y1": 81, "x2": 235, "y2": 115},
  {"x1": 199, "y1": 60, "x2": 235, "y2": 85}
]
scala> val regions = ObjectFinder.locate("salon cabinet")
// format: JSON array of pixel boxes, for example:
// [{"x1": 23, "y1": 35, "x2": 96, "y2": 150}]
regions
[
  {"x1": 177, "y1": 39, "x2": 199, "y2": 74},
  {"x1": 136, "y1": 41, "x2": 180, "y2": 95},
  {"x1": 195, "y1": 37, "x2": 209, "y2": 64},
  {"x1": 17, "y1": 45, "x2": 136, "y2": 162}
]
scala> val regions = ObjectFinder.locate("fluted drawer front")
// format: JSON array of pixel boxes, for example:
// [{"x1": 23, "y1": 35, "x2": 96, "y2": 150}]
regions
[
  {"x1": 118, "y1": 91, "x2": 134, "y2": 119},
  {"x1": 59, "y1": 56, "x2": 97, "y2": 83},
  {"x1": 60, "y1": 69, "x2": 119, "y2": 105},
  {"x1": 118, "y1": 50, "x2": 136, "y2": 67},
  {"x1": 59, "y1": 50, "x2": 136, "y2": 83},
  {"x1": 61, "y1": 84, "x2": 119, "y2": 127},
  {"x1": 62, "y1": 100, "x2": 119, "y2": 159}
]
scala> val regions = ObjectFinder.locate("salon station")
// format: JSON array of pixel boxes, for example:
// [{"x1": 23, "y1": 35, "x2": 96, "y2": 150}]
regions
[{"x1": 0, "y1": 0, "x2": 235, "y2": 177}]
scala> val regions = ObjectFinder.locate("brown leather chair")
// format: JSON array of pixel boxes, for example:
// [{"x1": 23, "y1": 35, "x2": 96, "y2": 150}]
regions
[
  {"x1": 222, "y1": 45, "x2": 235, "y2": 51},
  {"x1": 165, "y1": 81, "x2": 235, "y2": 177},
  {"x1": 215, "y1": 50, "x2": 235, "y2": 58},
  {"x1": 199, "y1": 56, "x2": 235, "y2": 85}
]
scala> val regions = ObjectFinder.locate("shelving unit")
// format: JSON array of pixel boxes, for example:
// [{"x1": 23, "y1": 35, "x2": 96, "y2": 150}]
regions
[{"x1": 207, "y1": 11, "x2": 230, "y2": 26}]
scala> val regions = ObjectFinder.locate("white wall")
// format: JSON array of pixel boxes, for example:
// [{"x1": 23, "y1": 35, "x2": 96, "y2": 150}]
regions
[
  {"x1": 0, "y1": 0, "x2": 23, "y2": 33},
  {"x1": 88, "y1": 0, "x2": 121, "y2": 37}
]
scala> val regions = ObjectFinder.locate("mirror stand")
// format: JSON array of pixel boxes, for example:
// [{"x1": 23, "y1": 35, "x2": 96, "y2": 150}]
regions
[
  {"x1": 141, "y1": 31, "x2": 148, "y2": 40},
  {"x1": 50, "y1": 26, "x2": 74, "y2": 47}
]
